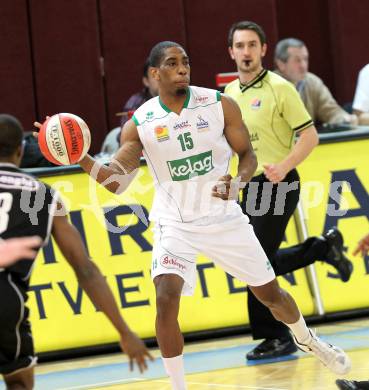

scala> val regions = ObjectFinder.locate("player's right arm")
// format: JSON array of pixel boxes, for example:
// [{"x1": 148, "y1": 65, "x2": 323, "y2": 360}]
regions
[
  {"x1": 79, "y1": 120, "x2": 143, "y2": 193},
  {"x1": 51, "y1": 212, "x2": 153, "y2": 372}
]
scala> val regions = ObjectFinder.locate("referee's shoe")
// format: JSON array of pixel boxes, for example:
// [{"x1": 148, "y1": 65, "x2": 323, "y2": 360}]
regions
[
  {"x1": 322, "y1": 227, "x2": 353, "y2": 282},
  {"x1": 336, "y1": 379, "x2": 369, "y2": 389}
]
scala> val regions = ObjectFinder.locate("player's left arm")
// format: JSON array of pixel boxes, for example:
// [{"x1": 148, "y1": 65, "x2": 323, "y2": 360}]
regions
[
  {"x1": 224, "y1": 93, "x2": 258, "y2": 179},
  {"x1": 212, "y1": 94, "x2": 257, "y2": 200},
  {"x1": 51, "y1": 211, "x2": 153, "y2": 372}
]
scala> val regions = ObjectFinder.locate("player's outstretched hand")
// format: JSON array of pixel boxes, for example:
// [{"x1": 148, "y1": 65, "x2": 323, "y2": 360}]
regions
[
  {"x1": 0, "y1": 236, "x2": 42, "y2": 267},
  {"x1": 119, "y1": 331, "x2": 154, "y2": 373},
  {"x1": 353, "y1": 233, "x2": 369, "y2": 257}
]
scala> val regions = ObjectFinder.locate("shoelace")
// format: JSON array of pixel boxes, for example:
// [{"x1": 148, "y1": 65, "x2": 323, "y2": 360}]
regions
[{"x1": 307, "y1": 335, "x2": 337, "y2": 365}]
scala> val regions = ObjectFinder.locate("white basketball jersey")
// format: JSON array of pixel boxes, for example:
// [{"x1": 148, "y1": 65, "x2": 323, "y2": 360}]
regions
[{"x1": 133, "y1": 86, "x2": 239, "y2": 223}]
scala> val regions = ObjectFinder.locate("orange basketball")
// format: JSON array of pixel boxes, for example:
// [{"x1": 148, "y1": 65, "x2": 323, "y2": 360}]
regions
[{"x1": 38, "y1": 113, "x2": 91, "y2": 165}]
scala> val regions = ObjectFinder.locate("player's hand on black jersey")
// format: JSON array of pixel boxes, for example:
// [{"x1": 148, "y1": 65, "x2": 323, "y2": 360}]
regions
[
  {"x1": 119, "y1": 331, "x2": 154, "y2": 373},
  {"x1": 0, "y1": 236, "x2": 42, "y2": 267}
]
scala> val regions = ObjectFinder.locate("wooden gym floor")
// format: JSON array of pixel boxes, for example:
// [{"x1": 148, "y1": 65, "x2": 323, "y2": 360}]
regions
[{"x1": 1, "y1": 318, "x2": 369, "y2": 390}]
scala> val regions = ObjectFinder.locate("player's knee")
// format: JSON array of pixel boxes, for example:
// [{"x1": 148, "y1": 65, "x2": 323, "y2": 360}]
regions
[
  {"x1": 255, "y1": 287, "x2": 285, "y2": 309},
  {"x1": 156, "y1": 290, "x2": 180, "y2": 318}
]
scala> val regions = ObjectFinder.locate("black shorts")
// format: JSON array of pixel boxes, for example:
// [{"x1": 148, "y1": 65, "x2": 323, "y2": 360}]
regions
[{"x1": 0, "y1": 272, "x2": 36, "y2": 375}]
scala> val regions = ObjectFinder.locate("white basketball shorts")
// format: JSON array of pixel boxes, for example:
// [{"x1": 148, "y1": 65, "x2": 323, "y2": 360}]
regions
[{"x1": 151, "y1": 211, "x2": 275, "y2": 295}]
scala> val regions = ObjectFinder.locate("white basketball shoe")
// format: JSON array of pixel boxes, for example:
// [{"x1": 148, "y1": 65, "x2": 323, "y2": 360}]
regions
[{"x1": 293, "y1": 329, "x2": 351, "y2": 375}]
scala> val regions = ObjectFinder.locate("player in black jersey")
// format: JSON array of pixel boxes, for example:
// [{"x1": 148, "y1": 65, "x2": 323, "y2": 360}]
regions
[{"x1": 0, "y1": 114, "x2": 153, "y2": 389}]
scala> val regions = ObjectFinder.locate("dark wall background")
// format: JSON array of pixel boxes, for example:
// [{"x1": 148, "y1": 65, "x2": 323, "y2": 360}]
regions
[{"x1": 1, "y1": 0, "x2": 368, "y2": 153}]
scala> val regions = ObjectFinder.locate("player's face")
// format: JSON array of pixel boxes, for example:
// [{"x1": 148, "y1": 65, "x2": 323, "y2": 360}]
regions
[
  {"x1": 278, "y1": 46, "x2": 309, "y2": 84},
  {"x1": 154, "y1": 47, "x2": 190, "y2": 95},
  {"x1": 229, "y1": 29, "x2": 267, "y2": 75}
]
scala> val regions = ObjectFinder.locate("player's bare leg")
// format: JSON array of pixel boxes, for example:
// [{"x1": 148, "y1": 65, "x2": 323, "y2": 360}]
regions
[
  {"x1": 249, "y1": 279, "x2": 300, "y2": 324},
  {"x1": 3, "y1": 367, "x2": 34, "y2": 390},
  {"x1": 154, "y1": 274, "x2": 187, "y2": 390},
  {"x1": 250, "y1": 279, "x2": 351, "y2": 374}
]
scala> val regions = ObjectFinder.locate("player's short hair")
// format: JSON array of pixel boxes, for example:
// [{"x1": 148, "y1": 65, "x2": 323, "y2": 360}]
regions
[
  {"x1": 275, "y1": 38, "x2": 306, "y2": 63},
  {"x1": 228, "y1": 21, "x2": 266, "y2": 47},
  {"x1": 0, "y1": 114, "x2": 24, "y2": 157},
  {"x1": 143, "y1": 58, "x2": 151, "y2": 78},
  {"x1": 148, "y1": 41, "x2": 184, "y2": 67}
]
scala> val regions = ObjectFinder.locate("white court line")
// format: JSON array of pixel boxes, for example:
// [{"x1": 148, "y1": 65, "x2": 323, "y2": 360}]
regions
[
  {"x1": 55, "y1": 378, "x2": 143, "y2": 390},
  {"x1": 153, "y1": 379, "x2": 288, "y2": 390}
]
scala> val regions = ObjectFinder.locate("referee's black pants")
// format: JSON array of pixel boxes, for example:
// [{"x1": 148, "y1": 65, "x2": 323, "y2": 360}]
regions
[{"x1": 241, "y1": 169, "x2": 328, "y2": 340}]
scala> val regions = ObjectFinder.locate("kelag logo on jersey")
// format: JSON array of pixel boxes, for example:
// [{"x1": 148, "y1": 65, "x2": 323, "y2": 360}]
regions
[{"x1": 167, "y1": 151, "x2": 213, "y2": 181}]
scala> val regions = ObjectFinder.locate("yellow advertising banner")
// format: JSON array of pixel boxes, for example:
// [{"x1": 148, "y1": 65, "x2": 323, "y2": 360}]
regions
[
  {"x1": 298, "y1": 138, "x2": 369, "y2": 312},
  {"x1": 29, "y1": 161, "x2": 314, "y2": 354}
]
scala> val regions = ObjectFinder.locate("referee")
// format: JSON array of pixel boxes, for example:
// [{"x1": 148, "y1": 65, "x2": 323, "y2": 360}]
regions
[{"x1": 225, "y1": 21, "x2": 352, "y2": 361}]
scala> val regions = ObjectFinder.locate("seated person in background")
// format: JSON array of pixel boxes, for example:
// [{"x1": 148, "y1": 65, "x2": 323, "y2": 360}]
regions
[
  {"x1": 119, "y1": 58, "x2": 159, "y2": 128},
  {"x1": 101, "y1": 59, "x2": 159, "y2": 155},
  {"x1": 353, "y1": 63, "x2": 369, "y2": 125},
  {"x1": 21, "y1": 131, "x2": 56, "y2": 168},
  {"x1": 274, "y1": 38, "x2": 358, "y2": 127}
]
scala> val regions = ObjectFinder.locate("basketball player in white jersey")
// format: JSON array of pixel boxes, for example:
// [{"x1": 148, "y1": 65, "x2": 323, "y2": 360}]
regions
[{"x1": 57, "y1": 42, "x2": 349, "y2": 389}]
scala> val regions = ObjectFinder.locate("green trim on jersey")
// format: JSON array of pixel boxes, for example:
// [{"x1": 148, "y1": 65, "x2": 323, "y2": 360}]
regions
[
  {"x1": 225, "y1": 70, "x2": 313, "y2": 176},
  {"x1": 132, "y1": 115, "x2": 139, "y2": 126},
  {"x1": 159, "y1": 87, "x2": 191, "y2": 113},
  {"x1": 216, "y1": 91, "x2": 221, "y2": 101},
  {"x1": 183, "y1": 87, "x2": 191, "y2": 108},
  {"x1": 133, "y1": 112, "x2": 170, "y2": 126},
  {"x1": 159, "y1": 98, "x2": 171, "y2": 113}
]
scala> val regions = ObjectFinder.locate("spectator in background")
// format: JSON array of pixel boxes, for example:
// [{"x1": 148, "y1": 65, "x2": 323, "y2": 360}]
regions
[
  {"x1": 274, "y1": 38, "x2": 358, "y2": 127},
  {"x1": 101, "y1": 59, "x2": 159, "y2": 155},
  {"x1": 119, "y1": 58, "x2": 159, "y2": 128},
  {"x1": 21, "y1": 131, "x2": 56, "y2": 168},
  {"x1": 353, "y1": 64, "x2": 369, "y2": 125}
]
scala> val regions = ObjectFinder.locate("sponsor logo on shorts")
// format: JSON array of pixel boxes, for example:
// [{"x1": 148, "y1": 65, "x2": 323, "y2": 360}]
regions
[
  {"x1": 155, "y1": 125, "x2": 169, "y2": 142},
  {"x1": 196, "y1": 115, "x2": 209, "y2": 132},
  {"x1": 173, "y1": 120, "x2": 191, "y2": 131},
  {"x1": 167, "y1": 150, "x2": 213, "y2": 181},
  {"x1": 250, "y1": 98, "x2": 261, "y2": 110},
  {"x1": 160, "y1": 254, "x2": 187, "y2": 273}
]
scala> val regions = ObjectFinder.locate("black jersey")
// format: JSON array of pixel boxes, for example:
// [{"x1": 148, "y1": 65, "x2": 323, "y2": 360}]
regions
[{"x1": 0, "y1": 163, "x2": 57, "y2": 288}]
